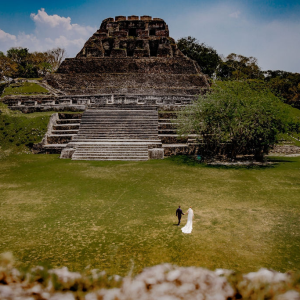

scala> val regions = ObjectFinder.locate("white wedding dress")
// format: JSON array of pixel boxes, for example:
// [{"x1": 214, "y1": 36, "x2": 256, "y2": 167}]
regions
[{"x1": 181, "y1": 208, "x2": 193, "y2": 234}]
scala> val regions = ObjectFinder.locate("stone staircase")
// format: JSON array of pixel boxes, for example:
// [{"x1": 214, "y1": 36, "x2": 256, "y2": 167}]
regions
[
  {"x1": 42, "y1": 113, "x2": 82, "y2": 153},
  {"x1": 74, "y1": 105, "x2": 159, "y2": 141},
  {"x1": 63, "y1": 105, "x2": 162, "y2": 161},
  {"x1": 71, "y1": 142, "x2": 150, "y2": 161},
  {"x1": 158, "y1": 111, "x2": 198, "y2": 156}
]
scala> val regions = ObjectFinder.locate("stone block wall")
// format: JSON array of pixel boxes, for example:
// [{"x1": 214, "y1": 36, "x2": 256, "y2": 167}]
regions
[
  {"x1": 75, "y1": 16, "x2": 179, "y2": 59},
  {"x1": 3, "y1": 94, "x2": 197, "y2": 113},
  {"x1": 46, "y1": 16, "x2": 209, "y2": 101},
  {"x1": 46, "y1": 73, "x2": 207, "y2": 95},
  {"x1": 56, "y1": 57, "x2": 201, "y2": 75}
]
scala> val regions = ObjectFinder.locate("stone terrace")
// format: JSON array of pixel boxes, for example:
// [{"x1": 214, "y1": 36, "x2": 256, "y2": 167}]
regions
[
  {"x1": 45, "y1": 15, "x2": 209, "y2": 97},
  {"x1": 9, "y1": 16, "x2": 210, "y2": 161}
]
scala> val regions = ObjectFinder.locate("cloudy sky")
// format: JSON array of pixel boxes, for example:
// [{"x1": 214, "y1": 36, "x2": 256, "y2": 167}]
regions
[{"x1": 0, "y1": 0, "x2": 299, "y2": 72}]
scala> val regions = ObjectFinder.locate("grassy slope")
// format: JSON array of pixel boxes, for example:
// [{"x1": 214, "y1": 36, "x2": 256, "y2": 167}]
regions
[
  {"x1": 0, "y1": 154, "x2": 299, "y2": 276},
  {"x1": 0, "y1": 102, "x2": 54, "y2": 155},
  {"x1": 1, "y1": 81, "x2": 49, "y2": 98}
]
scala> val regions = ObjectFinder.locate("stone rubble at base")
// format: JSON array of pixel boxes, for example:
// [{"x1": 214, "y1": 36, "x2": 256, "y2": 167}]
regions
[{"x1": 1, "y1": 261, "x2": 299, "y2": 300}]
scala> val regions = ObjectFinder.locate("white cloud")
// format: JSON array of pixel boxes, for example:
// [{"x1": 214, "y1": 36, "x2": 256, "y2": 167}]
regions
[
  {"x1": 0, "y1": 8, "x2": 96, "y2": 57},
  {"x1": 0, "y1": 29, "x2": 17, "y2": 43},
  {"x1": 170, "y1": 4, "x2": 300, "y2": 72},
  {"x1": 229, "y1": 11, "x2": 241, "y2": 18}
]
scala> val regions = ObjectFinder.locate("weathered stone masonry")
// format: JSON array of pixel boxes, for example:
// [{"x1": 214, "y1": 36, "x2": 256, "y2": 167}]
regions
[{"x1": 4, "y1": 16, "x2": 210, "y2": 160}]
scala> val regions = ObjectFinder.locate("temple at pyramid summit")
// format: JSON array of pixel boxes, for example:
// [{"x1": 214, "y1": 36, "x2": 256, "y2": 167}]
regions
[
  {"x1": 46, "y1": 15, "x2": 209, "y2": 97},
  {"x1": 4, "y1": 16, "x2": 210, "y2": 160}
]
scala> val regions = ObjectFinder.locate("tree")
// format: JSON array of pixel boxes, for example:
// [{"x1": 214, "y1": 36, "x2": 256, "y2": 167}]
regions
[
  {"x1": 4, "y1": 47, "x2": 66, "y2": 78},
  {"x1": 7, "y1": 47, "x2": 29, "y2": 65},
  {"x1": 177, "y1": 36, "x2": 221, "y2": 78},
  {"x1": 263, "y1": 70, "x2": 300, "y2": 105},
  {"x1": 0, "y1": 55, "x2": 18, "y2": 82},
  {"x1": 177, "y1": 81, "x2": 297, "y2": 161},
  {"x1": 217, "y1": 53, "x2": 263, "y2": 80},
  {"x1": 28, "y1": 52, "x2": 54, "y2": 76},
  {"x1": 6, "y1": 47, "x2": 37, "y2": 78},
  {"x1": 47, "y1": 47, "x2": 66, "y2": 71}
]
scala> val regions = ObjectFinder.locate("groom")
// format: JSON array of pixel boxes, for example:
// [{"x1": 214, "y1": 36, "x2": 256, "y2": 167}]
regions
[{"x1": 176, "y1": 206, "x2": 185, "y2": 225}]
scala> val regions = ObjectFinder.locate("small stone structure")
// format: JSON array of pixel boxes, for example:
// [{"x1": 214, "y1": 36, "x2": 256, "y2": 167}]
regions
[{"x1": 4, "y1": 16, "x2": 210, "y2": 161}]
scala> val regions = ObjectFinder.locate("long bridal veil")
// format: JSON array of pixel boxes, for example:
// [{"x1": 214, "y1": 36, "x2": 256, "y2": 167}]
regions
[{"x1": 181, "y1": 208, "x2": 193, "y2": 234}]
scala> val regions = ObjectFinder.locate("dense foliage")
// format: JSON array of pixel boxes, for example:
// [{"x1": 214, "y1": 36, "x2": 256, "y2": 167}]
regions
[
  {"x1": 264, "y1": 70, "x2": 300, "y2": 105},
  {"x1": 177, "y1": 37, "x2": 300, "y2": 105},
  {"x1": 177, "y1": 81, "x2": 300, "y2": 160},
  {"x1": 177, "y1": 36, "x2": 221, "y2": 78},
  {"x1": 0, "y1": 47, "x2": 66, "y2": 81},
  {"x1": 217, "y1": 53, "x2": 263, "y2": 80}
]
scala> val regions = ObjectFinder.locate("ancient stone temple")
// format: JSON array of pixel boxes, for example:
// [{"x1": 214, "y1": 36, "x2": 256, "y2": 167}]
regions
[
  {"x1": 5, "y1": 16, "x2": 210, "y2": 160},
  {"x1": 46, "y1": 15, "x2": 208, "y2": 98}
]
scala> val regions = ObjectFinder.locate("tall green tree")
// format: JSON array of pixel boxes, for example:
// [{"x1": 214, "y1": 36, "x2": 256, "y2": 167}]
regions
[
  {"x1": 177, "y1": 36, "x2": 221, "y2": 78},
  {"x1": 0, "y1": 55, "x2": 18, "y2": 82},
  {"x1": 263, "y1": 70, "x2": 300, "y2": 105},
  {"x1": 3, "y1": 47, "x2": 66, "y2": 78},
  {"x1": 6, "y1": 47, "x2": 38, "y2": 78},
  {"x1": 177, "y1": 81, "x2": 298, "y2": 160},
  {"x1": 217, "y1": 53, "x2": 263, "y2": 80}
]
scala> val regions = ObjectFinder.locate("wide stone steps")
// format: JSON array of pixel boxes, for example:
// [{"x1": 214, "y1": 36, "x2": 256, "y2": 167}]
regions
[
  {"x1": 70, "y1": 139, "x2": 161, "y2": 143},
  {"x1": 56, "y1": 119, "x2": 81, "y2": 124},
  {"x1": 52, "y1": 130, "x2": 79, "y2": 135},
  {"x1": 53, "y1": 124, "x2": 80, "y2": 129},
  {"x1": 158, "y1": 129, "x2": 177, "y2": 134},
  {"x1": 66, "y1": 106, "x2": 160, "y2": 160},
  {"x1": 76, "y1": 108, "x2": 158, "y2": 142},
  {"x1": 77, "y1": 128, "x2": 157, "y2": 132},
  {"x1": 72, "y1": 143, "x2": 149, "y2": 161},
  {"x1": 74, "y1": 136, "x2": 157, "y2": 140},
  {"x1": 79, "y1": 124, "x2": 157, "y2": 127}
]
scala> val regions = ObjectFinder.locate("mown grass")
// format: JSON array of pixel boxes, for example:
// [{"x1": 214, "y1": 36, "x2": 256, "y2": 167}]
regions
[
  {"x1": 0, "y1": 154, "x2": 300, "y2": 276},
  {"x1": 0, "y1": 102, "x2": 54, "y2": 156},
  {"x1": 1, "y1": 81, "x2": 49, "y2": 98}
]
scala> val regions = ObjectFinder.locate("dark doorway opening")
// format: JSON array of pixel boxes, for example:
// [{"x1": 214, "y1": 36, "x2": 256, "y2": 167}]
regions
[
  {"x1": 127, "y1": 49, "x2": 134, "y2": 56},
  {"x1": 149, "y1": 29, "x2": 156, "y2": 36},
  {"x1": 129, "y1": 28, "x2": 137, "y2": 36}
]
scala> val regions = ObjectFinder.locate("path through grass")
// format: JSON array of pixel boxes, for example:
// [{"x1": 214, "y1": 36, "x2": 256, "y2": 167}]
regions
[{"x1": 0, "y1": 154, "x2": 300, "y2": 275}]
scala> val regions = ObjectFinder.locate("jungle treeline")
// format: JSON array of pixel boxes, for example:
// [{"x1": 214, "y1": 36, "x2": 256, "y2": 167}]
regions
[{"x1": 177, "y1": 36, "x2": 300, "y2": 106}]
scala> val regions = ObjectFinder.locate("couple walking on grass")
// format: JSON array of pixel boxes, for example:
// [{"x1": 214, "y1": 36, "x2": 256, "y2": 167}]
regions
[{"x1": 176, "y1": 206, "x2": 194, "y2": 234}]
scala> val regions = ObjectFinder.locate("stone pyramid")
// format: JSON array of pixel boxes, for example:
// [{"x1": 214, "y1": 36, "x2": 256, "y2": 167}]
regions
[{"x1": 46, "y1": 15, "x2": 209, "y2": 98}]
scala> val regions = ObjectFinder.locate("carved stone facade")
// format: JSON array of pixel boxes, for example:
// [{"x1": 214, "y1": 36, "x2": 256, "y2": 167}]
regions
[
  {"x1": 4, "y1": 16, "x2": 210, "y2": 160},
  {"x1": 45, "y1": 16, "x2": 209, "y2": 97},
  {"x1": 76, "y1": 16, "x2": 180, "y2": 59}
]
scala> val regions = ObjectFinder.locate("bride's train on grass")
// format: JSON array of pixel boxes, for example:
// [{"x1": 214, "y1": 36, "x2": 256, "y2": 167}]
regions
[{"x1": 181, "y1": 207, "x2": 194, "y2": 234}]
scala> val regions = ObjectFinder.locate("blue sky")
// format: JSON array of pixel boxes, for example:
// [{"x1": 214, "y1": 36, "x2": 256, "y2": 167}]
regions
[{"x1": 1, "y1": 0, "x2": 300, "y2": 72}]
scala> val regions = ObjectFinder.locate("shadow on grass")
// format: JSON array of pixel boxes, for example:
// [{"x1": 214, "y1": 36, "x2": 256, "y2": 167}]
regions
[
  {"x1": 165, "y1": 155, "x2": 201, "y2": 167},
  {"x1": 165, "y1": 155, "x2": 294, "y2": 170},
  {"x1": 267, "y1": 157, "x2": 297, "y2": 164},
  {"x1": 204, "y1": 163, "x2": 275, "y2": 170}
]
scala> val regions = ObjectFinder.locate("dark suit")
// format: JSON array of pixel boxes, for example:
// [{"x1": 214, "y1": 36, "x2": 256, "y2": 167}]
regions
[{"x1": 176, "y1": 208, "x2": 184, "y2": 225}]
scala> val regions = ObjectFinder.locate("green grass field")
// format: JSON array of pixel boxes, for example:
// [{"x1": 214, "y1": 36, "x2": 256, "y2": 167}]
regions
[
  {"x1": 1, "y1": 81, "x2": 49, "y2": 98},
  {"x1": 0, "y1": 154, "x2": 300, "y2": 276}
]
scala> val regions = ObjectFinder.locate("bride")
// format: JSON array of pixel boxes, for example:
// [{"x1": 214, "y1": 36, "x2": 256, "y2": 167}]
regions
[{"x1": 181, "y1": 207, "x2": 194, "y2": 234}]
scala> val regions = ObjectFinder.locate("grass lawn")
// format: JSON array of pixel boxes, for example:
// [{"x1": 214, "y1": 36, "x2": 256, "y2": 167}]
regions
[
  {"x1": 1, "y1": 81, "x2": 49, "y2": 98},
  {"x1": 0, "y1": 154, "x2": 300, "y2": 276},
  {"x1": 0, "y1": 103, "x2": 55, "y2": 156}
]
